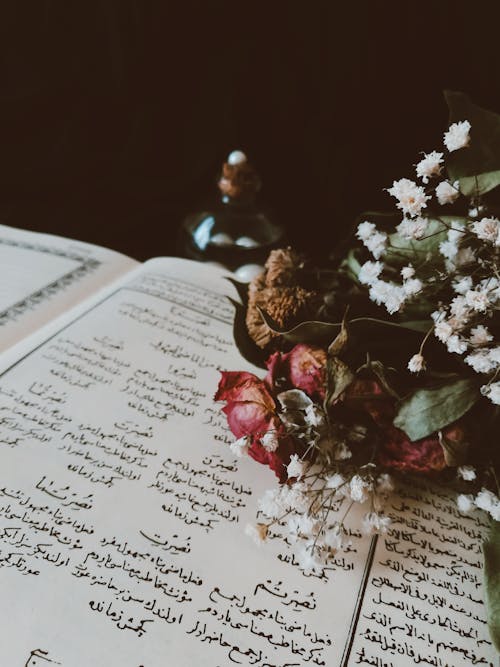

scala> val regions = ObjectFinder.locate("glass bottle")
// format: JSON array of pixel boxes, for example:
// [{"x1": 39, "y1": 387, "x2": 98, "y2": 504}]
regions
[{"x1": 180, "y1": 150, "x2": 285, "y2": 281}]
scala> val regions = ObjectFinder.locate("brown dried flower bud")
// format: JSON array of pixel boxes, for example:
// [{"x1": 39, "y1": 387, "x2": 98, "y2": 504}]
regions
[
  {"x1": 264, "y1": 248, "x2": 303, "y2": 287},
  {"x1": 246, "y1": 285, "x2": 316, "y2": 349}
]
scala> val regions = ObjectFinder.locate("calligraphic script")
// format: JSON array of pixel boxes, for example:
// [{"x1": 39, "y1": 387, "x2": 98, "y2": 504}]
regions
[{"x1": 0, "y1": 257, "x2": 496, "y2": 666}]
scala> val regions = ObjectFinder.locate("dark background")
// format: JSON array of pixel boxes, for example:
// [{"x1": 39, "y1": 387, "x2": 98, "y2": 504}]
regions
[{"x1": 0, "y1": 2, "x2": 499, "y2": 261}]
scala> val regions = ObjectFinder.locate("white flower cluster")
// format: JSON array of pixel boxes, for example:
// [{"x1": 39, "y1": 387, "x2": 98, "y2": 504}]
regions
[
  {"x1": 251, "y1": 467, "x2": 394, "y2": 575},
  {"x1": 431, "y1": 273, "x2": 500, "y2": 402},
  {"x1": 457, "y1": 487, "x2": 500, "y2": 521},
  {"x1": 357, "y1": 120, "x2": 500, "y2": 404},
  {"x1": 358, "y1": 256, "x2": 424, "y2": 316}
]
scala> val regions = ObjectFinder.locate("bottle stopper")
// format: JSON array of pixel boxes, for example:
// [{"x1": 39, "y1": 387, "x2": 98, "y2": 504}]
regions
[{"x1": 218, "y1": 149, "x2": 261, "y2": 200}]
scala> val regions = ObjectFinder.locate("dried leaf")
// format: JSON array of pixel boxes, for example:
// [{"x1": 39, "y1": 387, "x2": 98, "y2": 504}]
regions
[
  {"x1": 226, "y1": 277, "x2": 251, "y2": 303},
  {"x1": 438, "y1": 430, "x2": 469, "y2": 467},
  {"x1": 258, "y1": 308, "x2": 341, "y2": 344},
  {"x1": 366, "y1": 360, "x2": 400, "y2": 400},
  {"x1": 228, "y1": 298, "x2": 267, "y2": 368},
  {"x1": 277, "y1": 389, "x2": 313, "y2": 411},
  {"x1": 328, "y1": 310, "x2": 349, "y2": 357},
  {"x1": 327, "y1": 356, "x2": 355, "y2": 405}
]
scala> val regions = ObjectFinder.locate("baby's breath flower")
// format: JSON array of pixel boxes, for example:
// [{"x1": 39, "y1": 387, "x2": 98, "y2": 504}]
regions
[
  {"x1": 470, "y1": 325, "x2": 493, "y2": 347},
  {"x1": 475, "y1": 488, "x2": 500, "y2": 518},
  {"x1": 457, "y1": 494, "x2": 474, "y2": 513},
  {"x1": 358, "y1": 260, "x2": 383, "y2": 286},
  {"x1": 450, "y1": 295, "x2": 470, "y2": 322},
  {"x1": 362, "y1": 512, "x2": 391, "y2": 535},
  {"x1": 349, "y1": 475, "x2": 371, "y2": 503},
  {"x1": 387, "y1": 178, "x2": 430, "y2": 217},
  {"x1": 290, "y1": 513, "x2": 320, "y2": 537},
  {"x1": 281, "y1": 482, "x2": 309, "y2": 513},
  {"x1": 304, "y1": 403, "x2": 324, "y2": 428},
  {"x1": 446, "y1": 335, "x2": 467, "y2": 355},
  {"x1": 369, "y1": 280, "x2": 406, "y2": 314},
  {"x1": 434, "y1": 320, "x2": 453, "y2": 343},
  {"x1": 465, "y1": 288, "x2": 490, "y2": 313},
  {"x1": 230, "y1": 435, "x2": 250, "y2": 457},
  {"x1": 396, "y1": 216, "x2": 428, "y2": 240},
  {"x1": 287, "y1": 454, "x2": 306, "y2": 480},
  {"x1": 415, "y1": 151, "x2": 444, "y2": 183},
  {"x1": 481, "y1": 381, "x2": 500, "y2": 405},
  {"x1": 245, "y1": 522, "x2": 268, "y2": 544},
  {"x1": 261, "y1": 430, "x2": 279, "y2": 452},
  {"x1": 356, "y1": 221, "x2": 376, "y2": 241},
  {"x1": 453, "y1": 276, "x2": 473, "y2": 295},
  {"x1": 402, "y1": 278, "x2": 423, "y2": 297},
  {"x1": 457, "y1": 465, "x2": 476, "y2": 481},
  {"x1": 401, "y1": 265, "x2": 415, "y2": 280},
  {"x1": 364, "y1": 231, "x2": 387, "y2": 259},
  {"x1": 334, "y1": 442, "x2": 352, "y2": 460},
  {"x1": 489, "y1": 347, "x2": 500, "y2": 365},
  {"x1": 376, "y1": 473, "x2": 395, "y2": 495},
  {"x1": 444, "y1": 120, "x2": 471, "y2": 152},
  {"x1": 472, "y1": 217, "x2": 500, "y2": 244},
  {"x1": 465, "y1": 350, "x2": 496, "y2": 374},
  {"x1": 454, "y1": 247, "x2": 476, "y2": 267},
  {"x1": 297, "y1": 541, "x2": 324, "y2": 574},
  {"x1": 258, "y1": 488, "x2": 283, "y2": 519},
  {"x1": 324, "y1": 525, "x2": 343, "y2": 551},
  {"x1": 435, "y1": 180, "x2": 460, "y2": 205},
  {"x1": 408, "y1": 353, "x2": 426, "y2": 373},
  {"x1": 326, "y1": 472, "x2": 346, "y2": 490}
]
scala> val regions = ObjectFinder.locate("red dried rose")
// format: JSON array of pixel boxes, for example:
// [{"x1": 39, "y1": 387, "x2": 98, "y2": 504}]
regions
[
  {"x1": 265, "y1": 344, "x2": 327, "y2": 400},
  {"x1": 342, "y1": 378, "x2": 447, "y2": 473},
  {"x1": 215, "y1": 370, "x2": 305, "y2": 482},
  {"x1": 215, "y1": 371, "x2": 276, "y2": 438},
  {"x1": 376, "y1": 425, "x2": 446, "y2": 473}
]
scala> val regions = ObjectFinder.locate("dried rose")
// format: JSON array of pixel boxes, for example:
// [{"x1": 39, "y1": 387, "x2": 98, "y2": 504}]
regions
[
  {"x1": 215, "y1": 371, "x2": 305, "y2": 482},
  {"x1": 265, "y1": 344, "x2": 327, "y2": 401},
  {"x1": 245, "y1": 248, "x2": 320, "y2": 350},
  {"x1": 376, "y1": 425, "x2": 446, "y2": 474},
  {"x1": 215, "y1": 371, "x2": 276, "y2": 438},
  {"x1": 342, "y1": 378, "x2": 447, "y2": 473}
]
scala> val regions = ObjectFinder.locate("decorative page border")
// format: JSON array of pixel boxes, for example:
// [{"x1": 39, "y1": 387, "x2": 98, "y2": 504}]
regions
[{"x1": 0, "y1": 237, "x2": 101, "y2": 326}]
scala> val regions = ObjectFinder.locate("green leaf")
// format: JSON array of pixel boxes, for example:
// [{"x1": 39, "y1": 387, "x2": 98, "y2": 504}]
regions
[
  {"x1": 394, "y1": 320, "x2": 433, "y2": 333},
  {"x1": 458, "y1": 171, "x2": 500, "y2": 197},
  {"x1": 483, "y1": 520, "x2": 500, "y2": 653},
  {"x1": 393, "y1": 378, "x2": 479, "y2": 441},
  {"x1": 445, "y1": 90, "x2": 500, "y2": 195},
  {"x1": 340, "y1": 248, "x2": 362, "y2": 282}
]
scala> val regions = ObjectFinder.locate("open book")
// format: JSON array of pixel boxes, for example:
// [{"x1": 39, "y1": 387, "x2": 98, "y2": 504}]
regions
[{"x1": 0, "y1": 224, "x2": 496, "y2": 666}]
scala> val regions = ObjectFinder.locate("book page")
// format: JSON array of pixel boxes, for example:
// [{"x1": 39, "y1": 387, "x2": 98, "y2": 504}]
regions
[
  {"x1": 0, "y1": 224, "x2": 138, "y2": 356},
  {"x1": 0, "y1": 257, "x2": 496, "y2": 666}
]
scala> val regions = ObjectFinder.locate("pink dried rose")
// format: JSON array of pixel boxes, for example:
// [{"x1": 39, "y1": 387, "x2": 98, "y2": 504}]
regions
[
  {"x1": 215, "y1": 371, "x2": 276, "y2": 437},
  {"x1": 265, "y1": 344, "x2": 327, "y2": 400},
  {"x1": 215, "y1": 371, "x2": 304, "y2": 482}
]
